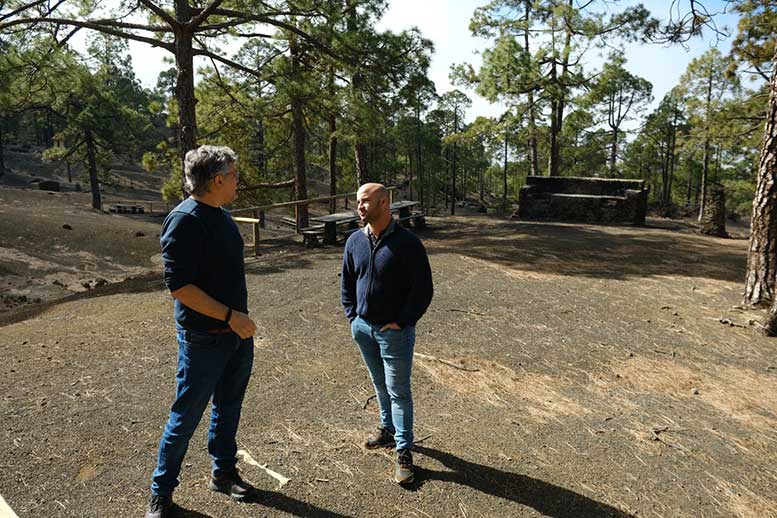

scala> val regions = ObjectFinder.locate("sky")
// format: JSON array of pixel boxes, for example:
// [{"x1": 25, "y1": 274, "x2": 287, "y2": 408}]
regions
[{"x1": 103, "y1": 0, "x2": 742, "y2": 124}]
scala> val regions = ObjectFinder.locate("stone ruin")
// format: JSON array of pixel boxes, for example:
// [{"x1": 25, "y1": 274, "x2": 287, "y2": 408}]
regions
[
  {"x1": 517, "y1": 176, "x2": 648, "y2": 226},
  {"x1": 699, "y1": 185, "x2": 727, "y2": 237}
]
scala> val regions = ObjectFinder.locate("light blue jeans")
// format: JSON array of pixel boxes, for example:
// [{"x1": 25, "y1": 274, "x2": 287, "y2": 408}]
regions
[
  {"x1": 150, "y1": 329, "x2": 253, "y2": 497},
  {"x1": 351, "y1": 316, "x2": 415, "y2": 451}
]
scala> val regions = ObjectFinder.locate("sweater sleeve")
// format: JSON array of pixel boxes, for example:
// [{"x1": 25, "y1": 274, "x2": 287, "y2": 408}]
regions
[
  {"x1": 396, "y1": 237, "x2": 433, "y2": 327},
  {"x1": 160, "y1": 212, "x2": 205, "y2": 293},
  {"x1": 340, "y1": 239, "x2": 358, "y2": 322}
]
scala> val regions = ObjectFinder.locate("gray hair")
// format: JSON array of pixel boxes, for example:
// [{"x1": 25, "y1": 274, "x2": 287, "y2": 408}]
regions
[{"x1": 183, "y1": 145, "x2": 238, "y2": 196}]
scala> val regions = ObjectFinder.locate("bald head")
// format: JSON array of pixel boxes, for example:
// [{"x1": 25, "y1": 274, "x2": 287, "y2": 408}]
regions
[
  {"x1": 357, "y1": 183, "x2": 388, "y2": 201},
  {"x1": 356, "y1": 182, "x2": 391, "y2": 230}
]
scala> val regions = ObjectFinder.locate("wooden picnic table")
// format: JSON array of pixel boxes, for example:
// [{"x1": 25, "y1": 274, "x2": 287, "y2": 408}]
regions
[
  {"x1": 308, "y1": 200, "x2": 423, "y2": 245},
  {"x1": 309, "y1": 210, "x2": 360, "y2": 245},
  {"x1": 390, "y1": 200, "x2": 420, "y2": 219}
]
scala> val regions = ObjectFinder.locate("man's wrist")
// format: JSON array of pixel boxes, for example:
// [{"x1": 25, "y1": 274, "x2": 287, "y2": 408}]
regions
[{"x1": 224, "y1": 307, "x2": 233, "y2": 325}]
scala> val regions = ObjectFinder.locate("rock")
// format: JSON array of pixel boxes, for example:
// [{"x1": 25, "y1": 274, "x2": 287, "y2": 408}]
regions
[
  {"x1": 134, "y1": 231, "x2": 145, "y2": 237},
  {"x1": 62, "y1": 224, "x2": 73, "y2": 230},
  {"x1": 691, "y1": 388, "x2": 700, "y2": 395},
  {"x1": 39, "y1": 179, "x2": 60, "y2": 191},
  {"x1": 81, "y1": 281, "x2": 92, "y2": 290},
  {"x1": 94, "y1": 278, "x2": 108, "y2": 288},
  {"x1": 52, "y1": 279, "x2": 66, "y2": 287}
]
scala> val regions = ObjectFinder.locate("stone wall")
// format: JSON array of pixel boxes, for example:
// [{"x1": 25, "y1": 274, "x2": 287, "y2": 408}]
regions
[{"x1": 518, "y1": 176, "x2": 647, "y2": 225}]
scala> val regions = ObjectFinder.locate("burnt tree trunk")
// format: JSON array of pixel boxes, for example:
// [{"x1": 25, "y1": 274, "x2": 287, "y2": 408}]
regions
[
  {"x1": 698, "y1": 71, "x2": 714, "y2": 222},
  {"x1": 328, "y1": 114, "x2": 337, "y2": 213},
  {"x1": 451, "y1": 109, "x2": 457, "y2": 216},
  {"x1": 173, "y1": 10, "x2": 197, "y2": 197},
  {"x1": 416, "y1": 104, "x2": 424, "y2": 209},
  {"x1": 328, "y1": 70, "x2": 337, "y2": 213},
  {"x1": 548, "y1": 62, "x2": 560, "y2": 177},
  {"x1": 354, "y1": 143, "x2": 369, "y2": 185},
  {"x1": 747, "y1": 49, "x2": 777, "y2": 308},
  {"x1": 503, "y1": 132, "x2": 508, "y2": 212},
  {"x1": 290, "y1": 36, "x2": 308, "y2": 230},
  {"x1": 85, "y1": 130, "x2": 101, "y2": 210},
  {"x1": 524, "y1": 0, "x2": 539, "y2": 177},
  {"x1": 0, "y1": 120, "x2": 5, "y2": 177}
]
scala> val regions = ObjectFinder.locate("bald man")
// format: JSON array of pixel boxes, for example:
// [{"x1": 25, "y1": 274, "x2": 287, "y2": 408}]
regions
[{"x1": 341, "y1": 183, "x2": 433, "y2": 485}]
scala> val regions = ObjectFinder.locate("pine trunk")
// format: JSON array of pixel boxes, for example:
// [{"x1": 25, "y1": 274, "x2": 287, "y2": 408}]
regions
[
  {"x1": 416, "y1": 105, "x2": 424, "y2": 209},
  {"x1": 329, "y1": 114, "x2": 337, "y2": 214},
  {"x1": 174, "y1": 23, "x2": 196, "y2": 197},
  {"x1": 524, "y1": 0, "x2": 539, "y2": 177},
  {"x1": 290, "y1": 36, "x2": 308, "y2": 230},
  {"x1": 354, "y1": 143, "x2": 369, "y2": 185},
  {"x1": 0, "y1": 120, "x2": 5, "y2": 177},
  {"x1": 85, "y1": 130, "x2": 101, "y2": 210},
  {"x1": 746, "y1": 49, "x2": 777, "y2": 307}
]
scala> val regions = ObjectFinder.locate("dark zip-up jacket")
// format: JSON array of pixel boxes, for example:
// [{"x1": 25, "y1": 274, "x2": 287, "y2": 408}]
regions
[{"x1": 341, "y1": 221, "x2": 433, "y2": 327}]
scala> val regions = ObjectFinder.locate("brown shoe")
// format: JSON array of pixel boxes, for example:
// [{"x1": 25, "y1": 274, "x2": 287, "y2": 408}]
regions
[
  {"x1": 364, "y1": 426, "x2": 396, "y2": 449},
  {"x1": 394, "y1": 449, "x2": 414, "y2": 485}
]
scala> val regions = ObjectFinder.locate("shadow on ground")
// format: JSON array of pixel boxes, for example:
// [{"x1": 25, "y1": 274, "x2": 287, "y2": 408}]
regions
[
  {"x1": 421, "y1": 216, "x2": 746, "y2": 283},
  {"x1": 413, "y1": 446, "x2": 633, "y2": 518}
]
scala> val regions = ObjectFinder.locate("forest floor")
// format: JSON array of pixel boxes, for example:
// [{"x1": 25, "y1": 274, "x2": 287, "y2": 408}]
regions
[{"x1": 2, "y1": 173, "x2": 777, "y2": 517}]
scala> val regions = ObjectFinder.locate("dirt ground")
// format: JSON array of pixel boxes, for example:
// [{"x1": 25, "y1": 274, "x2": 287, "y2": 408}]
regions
[{"x1": 1, "y1": 184, "x2": 777, "y2": 518}]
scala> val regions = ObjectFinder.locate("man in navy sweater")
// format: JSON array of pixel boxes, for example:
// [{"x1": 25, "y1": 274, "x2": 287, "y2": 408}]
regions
[
  {"x1": 146, "y1": 146, "x2": 257, "y2": 518},
  {"x1": 341, "y1": 183, "x2": 433, "y2": 485}
]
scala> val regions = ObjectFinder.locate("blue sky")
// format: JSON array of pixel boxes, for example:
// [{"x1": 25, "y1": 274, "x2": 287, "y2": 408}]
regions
[
  {"x1": 109, "y1": 0, "x2": 741, "y2": 125},
  {"x1": 376, "y1": 0, "x2": 741, "y2": 122}
]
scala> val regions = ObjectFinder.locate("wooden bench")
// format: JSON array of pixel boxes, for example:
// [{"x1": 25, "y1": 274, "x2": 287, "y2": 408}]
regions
[
  {"x1": 299, "y1": 224, "x2": 326, "y2": 248},
  {"x1": 396, "y1": 209, "x2": 426, "y2": 229},
  {"x1": 110, "y1": 203, "x2": 145, "y2": 214}
]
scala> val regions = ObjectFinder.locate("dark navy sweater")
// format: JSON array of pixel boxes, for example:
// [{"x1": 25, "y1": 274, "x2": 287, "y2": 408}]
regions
[
  {"x1": 160, "y1": 197, "x2": 247, "y2": 331},
  {"x1": 341, "y1": 221, "x2": 433, "y2": 327}
]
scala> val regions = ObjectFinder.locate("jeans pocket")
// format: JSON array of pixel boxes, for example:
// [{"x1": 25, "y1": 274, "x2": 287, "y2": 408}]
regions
[{"x1": 181, "y1": 329, "x2": 219, "y2": 348}]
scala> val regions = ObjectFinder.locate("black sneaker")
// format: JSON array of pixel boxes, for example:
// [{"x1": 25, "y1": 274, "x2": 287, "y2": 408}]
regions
[
  {"x1": 209, "y1": 469, "x2": 254, "y2": 502},
  {"x1": 394, "y1": 449, "x2": 414, "y2": 485},
  {"x1": 145, "y1": 493, "x2": 173, "y2": 518},
  {"x1": 365, "y1": 426, "x2": 396, "y2": 449}
]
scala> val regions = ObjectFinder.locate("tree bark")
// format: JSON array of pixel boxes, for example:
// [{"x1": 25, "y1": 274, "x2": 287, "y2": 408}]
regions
[
  {"x1": 666, "y1": 109, "x2": 678, "y2": 207},
  {"x1": 416, "y1": 104, "x2": 424, "y2": 209},
  {"x1": 328, "y1": 113, "x2": 337, "y2": 213},
  {"x1": 450, "y1": 109, "x2": 457, "y2": 216},
  {"x1": 0, "y1": 120, "x2": 5, "y2": 177},
  {"x1": 354, "y1": 143, "x2": 369, "y2": 185},
  {"x1": 698, "y1": 70, "x2": 714, "y2": 222},
  {"x1": 610, "y1": 126, "x2": 619, "y2": 176},
  {"x1": 172, "y1": 0, "x2": 198, "y2": 197},
  {"x1": 290, "y1": 35, "x2": 308, "y2": 230},
  {"x1": 503, "y1": 131, "x2": 508, "y2": 212},
  {"x1": 745, "y1": 49, "x2": 777, "y2": 307},
  {"x1": 85, "y1": 130, "x2": 101, "y2": 210},
  {"x1": 523, "y1": 0, "x2": 539, "y2": 177}
]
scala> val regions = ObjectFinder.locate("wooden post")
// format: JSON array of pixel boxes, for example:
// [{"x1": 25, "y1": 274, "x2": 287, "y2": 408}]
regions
[
  {"x1": 294, "y1": 204, "x2": 299, "y2": 233},
  {"x1": 252, "y1": 221, "x2": 259, "y2": 256}
]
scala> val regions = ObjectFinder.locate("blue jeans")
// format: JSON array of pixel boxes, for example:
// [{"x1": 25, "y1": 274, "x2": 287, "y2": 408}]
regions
[
  {"x1": 150, "y1": 329, "x2": 254, "y2": 497},
  {"x1": 351, "y1": 316, "x2": 415, "y2": 451}
]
